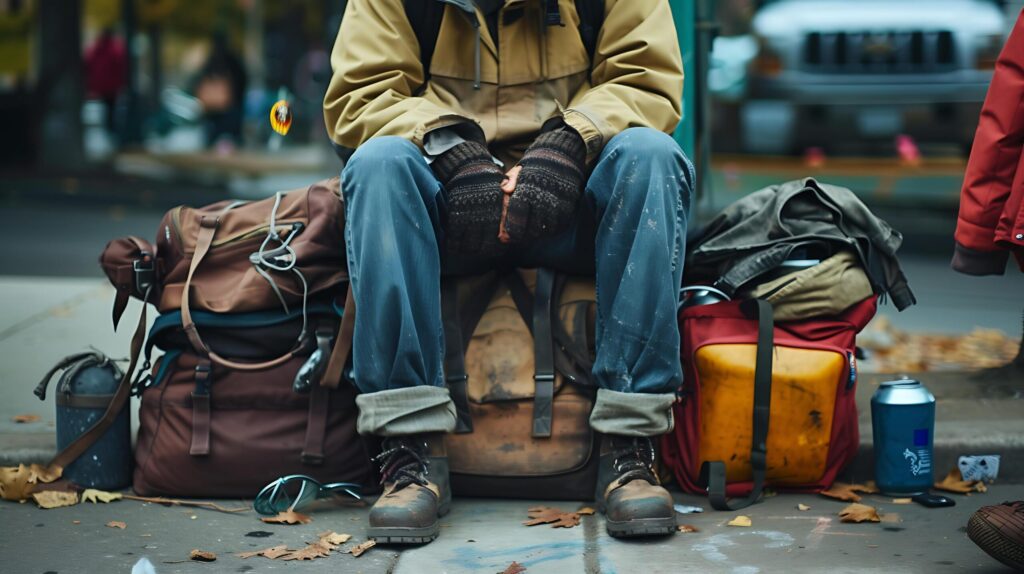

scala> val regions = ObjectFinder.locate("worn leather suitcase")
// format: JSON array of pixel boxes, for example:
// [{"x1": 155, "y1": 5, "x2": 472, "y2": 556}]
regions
[{"x1": 443, "y1": 269, "x2": 600, "y2": 500}]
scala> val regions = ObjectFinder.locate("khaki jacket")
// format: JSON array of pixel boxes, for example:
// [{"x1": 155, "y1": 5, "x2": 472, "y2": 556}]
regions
[{"x1": 323, "y1": 0, "x2": 683, "y2": 167}]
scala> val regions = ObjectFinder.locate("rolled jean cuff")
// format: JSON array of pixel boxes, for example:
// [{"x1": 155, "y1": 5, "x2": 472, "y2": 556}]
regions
[
  {"x1": 355, "y1": 386, "x2": 457, "y2": 437},
  {"x1": 588, "y1": 389, "x2": 675, "y2": 437}
]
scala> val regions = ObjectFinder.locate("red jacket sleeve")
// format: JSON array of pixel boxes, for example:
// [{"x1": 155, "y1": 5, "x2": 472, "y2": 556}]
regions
[{"x1": 953, "y1": 10, "x2": 1024, "y2": 275}]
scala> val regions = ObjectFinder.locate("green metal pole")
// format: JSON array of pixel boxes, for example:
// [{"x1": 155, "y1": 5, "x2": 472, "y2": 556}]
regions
[{"x1": 670, "y1": 0, "x2": 695, "y2": 160}]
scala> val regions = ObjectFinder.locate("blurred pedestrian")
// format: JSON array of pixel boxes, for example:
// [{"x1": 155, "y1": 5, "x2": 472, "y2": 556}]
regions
[
  {"x1": 84, "y1": 27, "x2": 126, "y2": 135},
  {"x1": 194, "y1": 31, "x2": 248, "y2": 149},
  {"x1": 954, "y1": 10, "x2": 1024, "y2": 572}
]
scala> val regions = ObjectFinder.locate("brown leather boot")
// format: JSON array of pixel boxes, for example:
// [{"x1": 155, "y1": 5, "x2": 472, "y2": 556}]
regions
[
  {"x1": 967, "y1": 501, "x2": 1024, "y2": 570},
  {"x1": 367, "y1": 434, "x2": 451, "y2": 544},
  {"x1": 595, "y1": 435, "x2": 676, "y2": 538}
]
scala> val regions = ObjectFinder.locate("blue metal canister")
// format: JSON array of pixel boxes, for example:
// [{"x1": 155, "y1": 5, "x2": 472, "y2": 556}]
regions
[
  {"x1": 871, "y1": 378, "x2": 935, "y2": 496},
  {"x1": 36, "y1": 353, "x2": 133, "y2": 490}
]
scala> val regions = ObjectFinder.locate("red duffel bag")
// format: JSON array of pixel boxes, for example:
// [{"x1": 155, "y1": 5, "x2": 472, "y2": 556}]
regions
[{"x1": 661, "y1": 296, "x2": 877, "y2": 510}]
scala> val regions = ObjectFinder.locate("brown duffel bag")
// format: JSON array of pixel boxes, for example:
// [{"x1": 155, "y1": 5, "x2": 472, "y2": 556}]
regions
[
  {"x1": 134, "y1": 349, "x2": 374, "y2": 498},
  {"x1": 443, "y1": 269, "x2": 599, "y2": 500}
]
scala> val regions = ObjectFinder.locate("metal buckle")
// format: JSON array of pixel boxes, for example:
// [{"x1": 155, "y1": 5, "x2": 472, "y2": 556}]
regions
[
  {"x1": 133, "y1": 254, "x2": 155, "y2": 295},
  {"x1": 533, "y1": 373, "x2": 556, "y2": 383},
  {"x1": 301, "y1": 452, "x2": 325, "y2": 466}
]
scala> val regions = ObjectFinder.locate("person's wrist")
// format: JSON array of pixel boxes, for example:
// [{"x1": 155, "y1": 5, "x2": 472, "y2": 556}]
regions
[{"x1": 433, "y1": 141, "x2": 492, "y2": 183}]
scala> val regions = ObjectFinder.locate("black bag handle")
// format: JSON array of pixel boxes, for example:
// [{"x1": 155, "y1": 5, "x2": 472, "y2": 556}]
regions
[{"x1": 700, "y1": 298, "x2": 774, "y2": 511}]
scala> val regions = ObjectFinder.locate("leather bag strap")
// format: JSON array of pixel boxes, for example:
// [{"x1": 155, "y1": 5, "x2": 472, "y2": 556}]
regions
[
  {"x1": 531, "y1": 269, "x2": 557, "y2": 438},
  {"x1": 442, "y1": 280, "x2": 473, "y2": 433},
  {"x1": 189, "y1": 358, "x2": 212, "y2": 456},
  {"x1": 321, "y1": 284, "x2": 356, "y2": 389},
  {"x1": 46, "y1": 298, "x2": 148, "y2": 470},
  {"x1": 301, "y1": 383, "x2": 330, "y2": 465},
  {"x1": 701, "y1": 298, "x2": 774, "y2": 511},
  {"x1": 180, "y1": 215, "x2": 297, "y2": 371}
]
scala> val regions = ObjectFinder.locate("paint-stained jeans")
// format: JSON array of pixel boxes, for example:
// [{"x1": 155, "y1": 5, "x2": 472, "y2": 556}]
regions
[{"x1": 342, "y1": 128, "x2": 694, "y2": 437}]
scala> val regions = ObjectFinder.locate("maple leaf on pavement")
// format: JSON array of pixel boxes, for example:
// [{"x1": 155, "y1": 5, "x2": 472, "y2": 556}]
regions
[
  {"x1": 260, "y1": 509, "x2": 313, "y2": 525},
  {"x1": 838, "y1": 503, "x2": 881, "y2": 523}
]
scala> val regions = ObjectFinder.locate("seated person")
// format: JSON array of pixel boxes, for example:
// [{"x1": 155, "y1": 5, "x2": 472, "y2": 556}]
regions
[{"x1": 323, "y1": 0, "x2": 694, "y2": 543}]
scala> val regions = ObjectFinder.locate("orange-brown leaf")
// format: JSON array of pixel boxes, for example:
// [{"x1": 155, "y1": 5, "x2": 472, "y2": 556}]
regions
[
  {"x1": 316, "y1": 531, "x2": 352, "y2": 547},
  {"x1": 819, "y1": 482, "x2": 879, "y2": 503},
  {"x1": 501, "y1": 561, "x2": 527, "y2": 574},
  {"x1": 346, "y1": 540, "x2": 376, "y2": 557},
  {"x1": 189, "y1": 549, "x2": 216, "y2": 562},
  {"x1": 677, "y1": 524, "x2": 700, "y2": 533},
  {"x1": 12, "y1": 414, "x2": 40, "y2": 424},
  {"x1": 0, "y1": 465, "x2": 34, "y2": 501},
  {"x1": 31, "y1": 490, "x2": 78, "y2": 509},
  {"x1": 260, "y1": 509, "x2": 312, "y2": 525},
  {"x1": 281, "y1": 542, "x2": 332, "y2": 561},
  {"x1": 106, "y1": 520, "x2": 127, "y2": 529},
  {"x1": 934, "y1": 467, "x2": 987, "y2": 494},
  {"x1": 838, "y1": 503, "x2": 881, "y2": 523},
  {"x1": 523, "y1": 506, "x2": 582, "y2": 528},
  {"x1": 237, "y1": 544, "x2": 289, "y2": 559},
  {"x1": 576, "y1": 507, "x2": 595, "y2": 516}
]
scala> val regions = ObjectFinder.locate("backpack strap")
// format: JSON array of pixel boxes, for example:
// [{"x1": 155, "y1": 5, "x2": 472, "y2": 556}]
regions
[
  {"x1": 442, "y1": 280, "x2": 473, "y2": 434},
  {"x1": 574, "y1": 0, "x2": 605, "y2": 68},
  {"x1": 700, "y1": 298, "x2": 773, "y2": 511},
  {"x1": 404, "y1": 0, "x2": 447, "y2": 93},
  {"x1": 531, "y1": 268, "x2": 557, "y2": 438}
]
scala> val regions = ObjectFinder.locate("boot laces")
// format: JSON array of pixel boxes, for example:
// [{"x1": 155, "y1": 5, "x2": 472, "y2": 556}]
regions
[
  {"x1": 611, "y1": 437, "x2": 658, "y2": 485},
  {"x1": 374, "y1": 438, "x2": 429, "y2": 491}
]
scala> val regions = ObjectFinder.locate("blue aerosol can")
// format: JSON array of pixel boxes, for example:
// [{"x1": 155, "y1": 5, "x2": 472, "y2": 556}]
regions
[
  {"x1": 34, "y1": 352, "x2": 133, "y2": 490},
  {"x1": 871, "y1": 378, "x2": 936, "y2": 496}
]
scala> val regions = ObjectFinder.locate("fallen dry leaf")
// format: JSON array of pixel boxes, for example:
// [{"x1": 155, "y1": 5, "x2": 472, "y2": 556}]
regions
[
  {"x1": 27, "y1": 464, "x2": 63, "y2": 484},
  {"x1": 797, "y1": 503, "x2": 811, "y2": 511},
  {"x1": 189, "y1": 549, "x2": 216, "y2": 562},
  {"x1": 106, "y1": 521, "x2": 127, "y2": 529},
  {"x1": 12, "y1": 414, "x2": 40, "y2": 423},
  {"x1": 82, "y1": 489, "x2": 122, "y2": 504},
  {"x1": 838, "y1": 503, "x2": 881, "y2": 523},
  {"x1": 820, "y1": 482, "x2": 879, "y2": 502},
  {"x1": 346, "y1": 540, "x2": 376, "y2": 558},
  {"x1": 501, "y1": 561, "x2": 527, "y2": 574},
  {"x1": 72, "y1": 520, "x2": 80, "y2": 525},
  {"x1": 282, "y1": 542, "x2": 332, "y2": 561},
  {"x1": 727, "y1": 515, "x2": 752, "y2": 527},
  {"x1": 0, "y1": 465, "x2": 34, "y2": 501},
  {"x1": 934, "y1": 467, "x2": 987, "y2": 495},
  {"x1": 892, "y1": 498, "x2": 912, "y2": 505},
  {"x1": 678, "y1": 524, "x2": 700, "y2": 533},
  {"x1": 317, "y1": 531, "x2": 352, "y2": 547},
  {"x1": 237, "y1": 545, "x2": 290, "y2": 560},
  {"x1": 31, "y1": 490, "x2": 78, "y2": 509},
  {"x1": 860, "y1": 318, "x2": 1019, "y2": 372},
  {"x1": 523, "y1": 506, "x2": 584, "y2": 528},
  {"x1": 577, "y1": 507, "x2": 595, "y2": 515},
  {"x1": 260, "y1": 509, "x2": 312, "y2": 525}
]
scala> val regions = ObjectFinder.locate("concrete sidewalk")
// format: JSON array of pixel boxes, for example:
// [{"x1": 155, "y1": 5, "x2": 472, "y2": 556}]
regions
[{"x1": 0, "y1": 274, "x2": 1023, "y2": 572}]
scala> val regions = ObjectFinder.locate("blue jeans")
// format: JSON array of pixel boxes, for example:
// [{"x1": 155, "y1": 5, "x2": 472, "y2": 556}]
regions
[{"x1": 343, "y1": 128, "x2": 694, "y2": 437}]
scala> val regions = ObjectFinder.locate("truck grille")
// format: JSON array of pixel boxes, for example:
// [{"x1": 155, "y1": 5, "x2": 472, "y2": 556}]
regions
[{"x1": 803, "y1": 31, "x2": 956, "y2": 74}]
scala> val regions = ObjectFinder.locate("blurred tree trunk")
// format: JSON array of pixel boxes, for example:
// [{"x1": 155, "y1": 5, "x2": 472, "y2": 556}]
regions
[{"x1": 37, "y1": 0, "x2": 84, "y2": 170}]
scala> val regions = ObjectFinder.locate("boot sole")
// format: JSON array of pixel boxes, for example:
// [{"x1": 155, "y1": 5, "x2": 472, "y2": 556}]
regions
[
  {"x1": 966, "y1": 512, "x2": 1024, "y2": 570},
  {"x1": 368, "y1": 502, "x2": 451, "y2": 545},
  {"x1": 606, "y1": 515, "x2": 677, "y2": 539}
]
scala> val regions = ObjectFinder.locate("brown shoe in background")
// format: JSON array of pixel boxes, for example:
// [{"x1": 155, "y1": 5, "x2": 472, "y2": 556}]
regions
[
  {"x1": 595, "y1": 435, "x2": 677, "y2": 538},
  {"x1": 367, "y1": 434, "x2": 450, "y2": 544},
  {"x1": 967, "y1": 500, "x2": 1024, "y2": 571}
]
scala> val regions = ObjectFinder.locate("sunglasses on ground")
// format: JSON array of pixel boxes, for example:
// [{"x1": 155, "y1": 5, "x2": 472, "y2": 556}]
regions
[{"x1": 253, "y1": 474, "x2": 362, "y2": 516}]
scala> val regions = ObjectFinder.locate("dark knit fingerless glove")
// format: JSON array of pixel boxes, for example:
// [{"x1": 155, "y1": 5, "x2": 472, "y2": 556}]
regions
[
  {"x1": 433, "y1": 141, "x2": 507, "y2": 257},
  {"x1": 503, "y1": 129, "x2": 587, "y2": 243}
]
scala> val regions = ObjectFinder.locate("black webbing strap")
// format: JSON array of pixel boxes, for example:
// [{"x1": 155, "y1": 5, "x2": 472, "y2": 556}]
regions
[
  {"x1": 441, "y1": 281, "x2": 473, "y2": 433},
  {"x1": 531, "y1": 269, "x2": 557, "y2": 438},
  {"x1": 701, "y1": 298, "x2": 774, "y2": 511}
]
